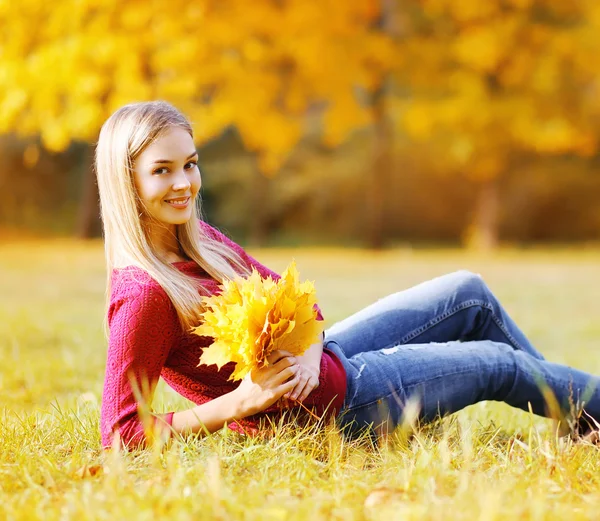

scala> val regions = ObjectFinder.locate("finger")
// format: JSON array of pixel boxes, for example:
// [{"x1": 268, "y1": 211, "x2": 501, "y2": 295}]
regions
[
  {"x1": 267, "y1": 350, "x2": 294, "y2": 365},
  {"x1": 296, "y1": 377, "x2": 318, "y2": 402},
  {"x1": 289, "y1": 375, "x2": 310, "y2": 401},
  {"x1": 275, "y1": 364, "x2": 298, "y2": 386},
  {"x1": 283, "y1": 369, "x2": 306, "y2": 398},
  {"x1": 277, "y1": 375, "x2": 300, "y2": 397},
  {"x1": 273, "y1": 356, "x2": 297, "y2": 372},
  {"x1": 267, "y1": 350, "x2": 293, "y2": 363}
]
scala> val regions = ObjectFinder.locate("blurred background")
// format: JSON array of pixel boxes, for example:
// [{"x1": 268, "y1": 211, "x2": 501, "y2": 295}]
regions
[{"x1": 1, "y1": 0, "x2": 600, "y2": 249}]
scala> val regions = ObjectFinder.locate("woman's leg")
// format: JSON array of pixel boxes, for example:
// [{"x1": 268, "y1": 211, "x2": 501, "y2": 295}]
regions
[
  {"x1": 325, "y1": 270, "x2": 544, "y2": 360},
  {"x1": 333, "y1": 340, "x2": 600, "y2": 439}
]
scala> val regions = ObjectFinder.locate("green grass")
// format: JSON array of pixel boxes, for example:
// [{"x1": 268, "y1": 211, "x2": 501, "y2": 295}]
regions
[{"x1": 1, "y1": 240, "x2": 600, "y2": 520}]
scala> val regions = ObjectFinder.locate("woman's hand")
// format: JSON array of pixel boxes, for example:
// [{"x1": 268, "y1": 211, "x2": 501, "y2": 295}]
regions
[
  {"x1": 234, "y1": 351, "x2": 299, "y2": 417},
  {"x1": 284, "y1": 356, "x2": 321, "y2": 402},
  {"x1": 283, "y1": 350, "x2": 321, "y2": 403}
]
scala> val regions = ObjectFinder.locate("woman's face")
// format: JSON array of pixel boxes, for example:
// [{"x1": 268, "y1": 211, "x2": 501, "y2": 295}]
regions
[{"x1": 133, "y1": 126, "x2": 201, "y2": 228}]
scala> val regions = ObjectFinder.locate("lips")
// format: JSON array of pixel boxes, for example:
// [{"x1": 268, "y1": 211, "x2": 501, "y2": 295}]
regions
[{"x1": 165, "y1": 196, "x2": 191, "y2": 208}]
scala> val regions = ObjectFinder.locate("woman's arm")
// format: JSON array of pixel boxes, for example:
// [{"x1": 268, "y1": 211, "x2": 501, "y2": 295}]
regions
[
  {"x1": 170, "y1": 392, "x2": 243, "y2": 436},
  {"x1": 201, "y1": 222, "x2": 327, "y2": 404},
  {"x1": 171, "y1": 351, "x2": 300, "y2": 437},
  {"x1": 101, "y1": 278, "x2": 180, "y2": 448},
  {"x1": 102, "y1": 275, "x2": 301, "y2": 448}
]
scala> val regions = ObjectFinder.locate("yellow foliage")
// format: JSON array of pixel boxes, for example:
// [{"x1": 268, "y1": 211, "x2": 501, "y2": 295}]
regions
[
  {"x1": 402, "y1": 103, "x2": 435, "y2": 140},
  {"x1": 452, "y1": 25, "x2": 505, "y2": 74},
  {"x1": 323, "y1": 94, "x2": 372, "y2": 148},
  {"x1": 398, "y1": 0, "x2": 600, "y2": 177},
  {"x1": 5, "y1": 0, "x2": 599, "y2": 178},
  {"x1": 192, "y1": 261, "x2": 324, "y2": 381},
  {"x1": 448, "y1": 2, "x2": 500, "y2": 23},
  {"x1": 0, "y1": 0, "x2": 394, "y2": 174}
]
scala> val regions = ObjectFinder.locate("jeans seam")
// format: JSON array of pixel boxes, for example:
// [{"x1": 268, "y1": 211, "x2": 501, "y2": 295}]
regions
[
  {"x1": 489, "y1": 314, "x2": 529, "y2": 354},
  {"x1": 392, "y1": 300, "x2": 488, "y2": 346},
  {"x1": 336, "y1": 299, "x2": 532, "y2": 412},
  {"x1": 392, "y1": 299, "x2": 528, "y2": 354},
  {"x1": 341, "y1": 301, "x2": 488, "y2": 410}
]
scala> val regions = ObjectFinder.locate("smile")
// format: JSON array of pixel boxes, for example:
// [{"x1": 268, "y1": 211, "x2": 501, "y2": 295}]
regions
[{"x1": 165, "y1": 197, "x2": 191, "y2": 209}]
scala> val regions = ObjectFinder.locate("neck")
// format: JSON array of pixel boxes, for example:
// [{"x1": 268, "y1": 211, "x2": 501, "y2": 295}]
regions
[{"x1": 146, "y1": 221, "x2": 182, "y2": 262}]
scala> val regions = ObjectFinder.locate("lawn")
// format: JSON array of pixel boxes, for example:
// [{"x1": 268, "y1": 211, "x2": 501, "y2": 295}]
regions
[{"x1": 1, "y1": 239, "x2": 600, "y2": 520}]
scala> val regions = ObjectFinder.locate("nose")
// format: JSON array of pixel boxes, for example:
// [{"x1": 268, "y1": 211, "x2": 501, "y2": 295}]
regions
[{"x1": 172, "y1": 168, "x2": 192, "y2": 191}]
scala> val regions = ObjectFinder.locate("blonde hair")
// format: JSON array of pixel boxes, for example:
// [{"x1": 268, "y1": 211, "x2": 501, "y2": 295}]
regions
[{"x1": 95, "y1": 100, "x2": 249, "y2": 333}]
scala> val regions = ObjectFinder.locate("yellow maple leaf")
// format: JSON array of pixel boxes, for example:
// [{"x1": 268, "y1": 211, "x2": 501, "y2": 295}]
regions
[{"x1": 192, "y1": 261, "x2": 323, "y2": 381}]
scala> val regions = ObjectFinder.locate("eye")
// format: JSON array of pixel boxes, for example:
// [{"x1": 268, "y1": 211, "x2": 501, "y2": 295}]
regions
[
  {"x1": 184, "y1": 161, "x2": 198, "y2": 170},
  {"x1": 153, "y1": 167, "x2": 168, "y2": 175}
]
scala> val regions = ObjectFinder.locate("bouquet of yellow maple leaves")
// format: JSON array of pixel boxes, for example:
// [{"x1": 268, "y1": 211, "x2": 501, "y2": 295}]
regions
[{"x1": 192, "y1": 261, "x2": 323, "y2": 381}]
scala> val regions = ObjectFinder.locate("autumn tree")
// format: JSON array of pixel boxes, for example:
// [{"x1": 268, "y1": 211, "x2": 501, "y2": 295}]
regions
[
  {"x1": 396, "y1": 0, "x2": 600, "y2": 248},
  {"x1": 0, "y1": 0, "x2": 395, "y2": 241}
]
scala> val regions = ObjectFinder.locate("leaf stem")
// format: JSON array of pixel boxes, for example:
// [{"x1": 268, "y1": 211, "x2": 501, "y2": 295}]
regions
[{"x1": 292, "y1": 399, "x2": 323, "y2": 421}]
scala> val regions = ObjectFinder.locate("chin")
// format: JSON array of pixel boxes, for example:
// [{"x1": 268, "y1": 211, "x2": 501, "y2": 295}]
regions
[
  {"x1": 159, "y1": 206, "x2": 193, "y2": 223},
  {"x1": 168, "y1": 215, "x2": 193, "y2": 226}
]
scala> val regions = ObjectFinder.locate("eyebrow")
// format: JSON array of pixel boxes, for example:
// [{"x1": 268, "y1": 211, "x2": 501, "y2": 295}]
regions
[{"x1": 152, "y1": 151, "x2": 198, "y2": 164}]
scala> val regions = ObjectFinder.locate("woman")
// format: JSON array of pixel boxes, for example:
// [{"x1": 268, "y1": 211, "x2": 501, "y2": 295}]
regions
[{"x1": 97, "y1": 101, "x2": 599, "y2": 449}]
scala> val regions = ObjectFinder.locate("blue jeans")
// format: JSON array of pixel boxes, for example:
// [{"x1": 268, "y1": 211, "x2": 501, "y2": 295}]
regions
[{"x1": 323, "y1": 270, "x2": 600, "y2": 439}]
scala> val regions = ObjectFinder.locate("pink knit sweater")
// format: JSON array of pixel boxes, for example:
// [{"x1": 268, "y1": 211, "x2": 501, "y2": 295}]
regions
[{"x1": 100, "y1": 221, "x2": 347, "y2": 448}]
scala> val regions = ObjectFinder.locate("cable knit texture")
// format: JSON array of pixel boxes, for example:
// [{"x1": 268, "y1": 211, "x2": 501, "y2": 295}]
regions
[{"x1": 100, "y1": 221, "x2": 347, "y2": 448}]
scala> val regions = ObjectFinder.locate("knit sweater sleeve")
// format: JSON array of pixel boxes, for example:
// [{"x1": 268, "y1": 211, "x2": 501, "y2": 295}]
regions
[
  {"x1": 100, "y1": 276, "x2": 179, "y2": 449},
  {"x1": 200, "y1": 221, "x2": 324, "y2": 321}
]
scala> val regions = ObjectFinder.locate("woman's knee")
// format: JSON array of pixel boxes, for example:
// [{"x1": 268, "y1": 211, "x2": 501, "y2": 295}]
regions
[{"x1": 448, "y1": 270, "x2": 490, "y2": 302}]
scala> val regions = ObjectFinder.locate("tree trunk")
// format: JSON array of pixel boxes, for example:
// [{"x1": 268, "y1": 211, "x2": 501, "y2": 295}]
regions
[
  {"x1": 471, "y1": 178, "x2": 500, "y2": 250},
  {"x1": 76, "y1": 144, "x2": 101, "y2": 239},
  {"x1": 365, "y1": 0, "x2": 397, "y2": 249},
  {"x1": 366, "y1": 87, "x2": 391, "y2": 249}
]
